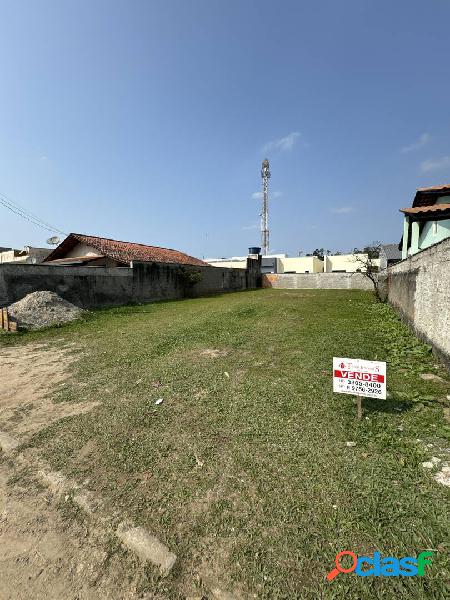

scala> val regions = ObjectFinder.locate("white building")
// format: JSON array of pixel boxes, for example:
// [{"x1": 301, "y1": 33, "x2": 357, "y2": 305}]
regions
[
  {"x1": 207, "y1": 253, "x2": 379, "y2": 273},
  {"x1": 0, "y1": 246, "x2": 50, "y2": 264}
]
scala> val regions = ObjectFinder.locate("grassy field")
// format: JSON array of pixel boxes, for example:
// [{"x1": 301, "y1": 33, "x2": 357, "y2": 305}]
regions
[{"x1": 3, "y1": 289, "x2": 450, "y2": 598}]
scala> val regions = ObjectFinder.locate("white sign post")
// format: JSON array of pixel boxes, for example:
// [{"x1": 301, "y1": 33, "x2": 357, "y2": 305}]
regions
[{"x1": 333, "y1": 357, "x2": 386, "y2": 419}]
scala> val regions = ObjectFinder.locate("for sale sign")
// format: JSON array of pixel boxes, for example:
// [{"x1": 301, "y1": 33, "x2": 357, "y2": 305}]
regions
[{"x1": 333, "y1": 357, "x2": 386, "y2": 399}]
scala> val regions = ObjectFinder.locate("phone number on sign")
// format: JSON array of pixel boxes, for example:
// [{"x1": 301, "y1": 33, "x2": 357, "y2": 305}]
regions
[{"x1": 340, "y1": 380, "x2": 384, "y2": 394}]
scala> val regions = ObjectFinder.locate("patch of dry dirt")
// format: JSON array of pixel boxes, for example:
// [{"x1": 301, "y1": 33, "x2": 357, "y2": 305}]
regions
[
  {"x1": 0, "y1": 460, "x2": 161, "y2": 600},
  {"x1": 0, "y1": 343, "x2": 98, "y2": 441},
  {"x1": 198, "y1": 348, "x2": 229, "y2": 359},
  {"x1": 0, "y1": 342, "x2": 153, "y2": 599}
]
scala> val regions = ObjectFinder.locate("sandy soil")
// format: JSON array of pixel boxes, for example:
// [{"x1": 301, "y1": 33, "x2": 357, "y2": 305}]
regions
[
  {"x1": 0, "y1": 463, "x2": 146, "y2": 600},
  {"x1": 0, "y1": 342, "x2": 150, "y2": 600},
  {"x1": 0, "y1": 343, "x2": 97, "y2": 440}
]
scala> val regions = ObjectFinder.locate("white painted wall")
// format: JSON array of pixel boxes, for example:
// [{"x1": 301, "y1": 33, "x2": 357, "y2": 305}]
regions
[
  {"x1": 278, "y1": 256, "x2": 324, "y2": 273},
  {"x1": 324, "y1": 254, "x2": 381, "y2": 273},
  {"x1": 65, "y1": 242, "x2": 103, "y2": 258}
]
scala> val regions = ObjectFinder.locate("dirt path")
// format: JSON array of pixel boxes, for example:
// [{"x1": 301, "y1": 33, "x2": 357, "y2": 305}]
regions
[
  {"x1": 0, "y1": 342, "x2": 97, "y2": 440},
  {"x1": 0, "y1": 342, "x2": 149, "y2": 600},
  {"x1": 1, "y1": 463, "x2": 113, "y2": 600}
]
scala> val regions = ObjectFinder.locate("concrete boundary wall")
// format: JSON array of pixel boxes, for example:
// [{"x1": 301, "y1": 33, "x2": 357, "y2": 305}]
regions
[
  {"x1": 262, "y1": 272, "x2": 373, "y2": 290},
  {"x1": 387, "y1": 238, "x2": 450, "y2": 368},
  {"x1": 0, "y1": 259, "x2": 261, "y2": 309}
]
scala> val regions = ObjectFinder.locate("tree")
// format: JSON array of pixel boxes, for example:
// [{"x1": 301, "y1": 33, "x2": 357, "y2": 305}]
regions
[
  {"x1": 363, "y1": 244, "x2": 380, "y2": 259},
  {"x1": 352, "y1": 242, "x2": 383, "y2": 301},
  {"x1": 312, "y1": 248, "x2": 331, "y2": 260}
]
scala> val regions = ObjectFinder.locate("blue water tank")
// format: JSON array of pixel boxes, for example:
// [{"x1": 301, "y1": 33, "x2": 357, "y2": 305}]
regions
[{"x1": 248, "y1": 247, "x2": 261, "y2": 255}]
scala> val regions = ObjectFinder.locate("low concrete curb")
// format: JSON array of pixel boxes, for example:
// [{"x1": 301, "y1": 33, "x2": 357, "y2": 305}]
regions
[
  {"x1": 116, "y1": 522, "x2": 177, "y2": 577},
  {"x1": 0, "y1": 431, "x2": 20, "y2": 453},
  {"x1": 37, "y1": 468, "x2": 68, "y2": 494},
  {"x1": 3, "y1": 433, "x2": 177, "y2": 581}
]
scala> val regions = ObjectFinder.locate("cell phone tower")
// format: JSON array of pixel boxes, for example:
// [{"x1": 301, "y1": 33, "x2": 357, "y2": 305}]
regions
[{"x1": 261, "y1": 158, "x2": 271, "y2": 255}]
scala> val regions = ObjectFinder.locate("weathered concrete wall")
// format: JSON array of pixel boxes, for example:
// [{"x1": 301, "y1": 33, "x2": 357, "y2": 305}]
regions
[
  {"x1": 388, "y1": 238, "x2": 450, "y2": 368},
  {"x1": 0, "y1": 258, "x2": 260, "y2": 309},
  {"x1": 262, "y1": 272, "x2": 373, "y2": 290},
  {"x1": 0, "y1": 264, "x2": 134, "y2": 308}
]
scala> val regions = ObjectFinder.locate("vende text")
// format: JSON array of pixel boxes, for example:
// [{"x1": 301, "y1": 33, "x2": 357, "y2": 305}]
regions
[{"x1": 334, "y1": 370, "x2": 385, "y2": 383}]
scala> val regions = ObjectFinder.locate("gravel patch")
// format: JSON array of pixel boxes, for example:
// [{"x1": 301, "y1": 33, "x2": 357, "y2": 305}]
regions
[{"x1": 8, "y1": 291, "x2": 85, "y2": 330}]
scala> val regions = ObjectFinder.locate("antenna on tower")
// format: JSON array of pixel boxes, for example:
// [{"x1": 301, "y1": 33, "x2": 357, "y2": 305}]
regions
[{"x1": 261, "y1": 158, "x2": 271, "y2": 256}]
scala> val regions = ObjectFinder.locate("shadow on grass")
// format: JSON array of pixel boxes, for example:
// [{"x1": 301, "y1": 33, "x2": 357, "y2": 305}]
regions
[{"x1": 362, "y1": 396, "x2": 414, "y2": 414}]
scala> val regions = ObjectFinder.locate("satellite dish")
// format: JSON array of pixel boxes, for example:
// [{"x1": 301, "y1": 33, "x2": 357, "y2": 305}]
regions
[{"x1": 46, "y1": 236, "x2": 61, "y2": 245}]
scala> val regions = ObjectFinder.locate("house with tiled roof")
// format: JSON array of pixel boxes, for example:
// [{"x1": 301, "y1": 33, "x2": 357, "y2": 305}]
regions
[
  {"x1": 400, "y1": 184, "x2": 450, "y2": 259},
  {"x1": 44, "y1": 233, "x2": 207, "y2": 268}
]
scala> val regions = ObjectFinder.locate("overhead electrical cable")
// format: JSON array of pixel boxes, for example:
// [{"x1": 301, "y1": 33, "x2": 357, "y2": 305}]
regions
[{"x1": 0, "y1": 190, "x2": 67, "y2": 236}]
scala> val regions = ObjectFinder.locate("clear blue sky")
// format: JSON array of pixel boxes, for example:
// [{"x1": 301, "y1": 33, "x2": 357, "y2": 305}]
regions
[{"x1": 1, "y1": 0, "x2": 449, "y2": 258}]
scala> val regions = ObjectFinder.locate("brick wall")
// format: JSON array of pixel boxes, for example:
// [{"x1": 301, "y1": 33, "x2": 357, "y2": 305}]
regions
[{"x1": 262, "y1": 272, "x2": 373, "y2": 290}]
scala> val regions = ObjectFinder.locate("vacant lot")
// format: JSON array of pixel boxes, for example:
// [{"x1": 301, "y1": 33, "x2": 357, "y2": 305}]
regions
[{"x1": 1, "y1": 289, "x2": 449, "y2": 598}]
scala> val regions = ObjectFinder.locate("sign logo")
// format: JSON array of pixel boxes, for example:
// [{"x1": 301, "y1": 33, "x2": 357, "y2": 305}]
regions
[
  {"x1": 333, "y1": 357, "x2": 386, "y2": 399},
  {"x1": 326, "y1": 550, "x2": 433, "y2": 580}
]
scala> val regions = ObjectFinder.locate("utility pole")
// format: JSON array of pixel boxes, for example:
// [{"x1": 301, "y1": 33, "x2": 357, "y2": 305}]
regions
[{"x1": 261, "y1": 158, "x2": 271, "y2": 256}]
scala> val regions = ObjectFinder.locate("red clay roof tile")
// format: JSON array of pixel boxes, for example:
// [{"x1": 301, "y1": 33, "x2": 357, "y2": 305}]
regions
[
  {"x1": 400, "y1": 203, "x2": 450, "y2": 215},
  {"x1": 412, "y1": 184, "x2": 450, "y2": 207},
  {"x1": 44, "y1": 234, "x2": 207, "y2": 267},
  {"x1": 416, "y1": 184, "x2": 450, "y2": 192}
]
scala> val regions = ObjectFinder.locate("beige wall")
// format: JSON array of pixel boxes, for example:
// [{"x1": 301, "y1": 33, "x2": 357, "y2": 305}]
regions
[
  {"x1": 65, "y1": 242, "x2": 103, "y2": 258},
  {"x1": 324, "y1": 254, "x2": 380, "y2": 273},
  {"x1": 0, "y1": 250, "x2": 16, "y2": 264},
  {"x1": 278, "y1": 256, "x2": 323, "y2": 273}
]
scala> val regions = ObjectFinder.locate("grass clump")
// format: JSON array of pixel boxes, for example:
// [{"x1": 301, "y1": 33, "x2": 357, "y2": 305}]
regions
[{"x1": 4, "y1": 289, "x2": 449, "y2": 599}]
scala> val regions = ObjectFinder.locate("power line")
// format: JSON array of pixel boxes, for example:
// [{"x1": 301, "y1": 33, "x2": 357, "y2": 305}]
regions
[
  {"x1": 0, "y1": 191, "x2": 66, "y2": 234},
  {"x1": 0, "y1": 196, "x2": 62, "y2": 234},
  {"x1": 0, "y1": 190, "x2": 66, "y2": 236}
]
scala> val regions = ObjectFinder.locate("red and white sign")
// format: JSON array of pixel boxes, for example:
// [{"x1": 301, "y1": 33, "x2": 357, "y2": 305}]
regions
[{"x1": 333, "y1": 357, "x2": 386, "y2": 399}]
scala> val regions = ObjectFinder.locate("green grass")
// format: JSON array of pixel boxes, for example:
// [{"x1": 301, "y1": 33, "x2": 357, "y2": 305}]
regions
[{"x1": 4, "y1": 290, "x2": 450, "y2": 598}]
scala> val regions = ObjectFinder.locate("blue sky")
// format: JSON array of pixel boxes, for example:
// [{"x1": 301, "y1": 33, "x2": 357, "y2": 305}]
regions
[{"x1": 1, "y1": 0, "x2": 450, "y2": 258}]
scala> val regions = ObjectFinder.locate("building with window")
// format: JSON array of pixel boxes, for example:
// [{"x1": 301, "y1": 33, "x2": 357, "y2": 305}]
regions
[
  {"x1": 400, "y1": 184, "x2": 450, "y2": 259},
  {"x1": 0, "y1": 246, "x2": 50, "y2": 264}
]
